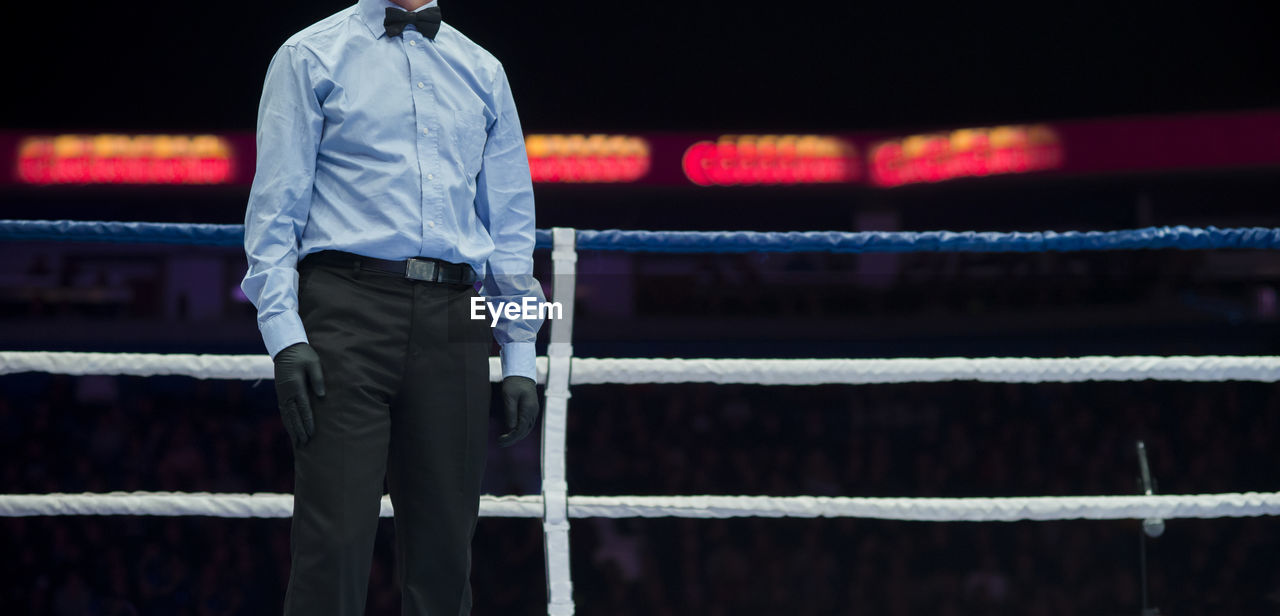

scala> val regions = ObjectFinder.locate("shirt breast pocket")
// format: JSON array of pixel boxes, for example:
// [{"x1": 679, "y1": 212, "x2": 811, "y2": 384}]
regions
[{"x1": 452, "y1": 110, "x2": 488, "y2": 178}]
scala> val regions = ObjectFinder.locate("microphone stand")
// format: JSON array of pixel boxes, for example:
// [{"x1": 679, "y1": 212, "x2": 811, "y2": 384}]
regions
[{"x1": 1136, "y1": 440, "x2": 1162, "y2": 616}]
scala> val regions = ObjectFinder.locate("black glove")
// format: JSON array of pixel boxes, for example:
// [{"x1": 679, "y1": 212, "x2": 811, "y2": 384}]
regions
[
  {"x1": 273, "y1": 342, "x2": 325, "y2": 447},
  {"x1": 498, "y1": 376, "x2": 539, "y2": 447}
]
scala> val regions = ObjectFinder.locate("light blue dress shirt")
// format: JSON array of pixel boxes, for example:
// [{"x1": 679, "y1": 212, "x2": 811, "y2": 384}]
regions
[{"x1": 241, "y1": 0, "x2": 545, "y2": 380}]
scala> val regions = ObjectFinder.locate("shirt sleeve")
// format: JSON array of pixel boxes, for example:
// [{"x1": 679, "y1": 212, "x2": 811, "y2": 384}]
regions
[
  {"x1": 240, "y1": 44, "x2": 324, "y2": 358},
  {"x1": 474, "y1": 64, "x2": 545, "y2": 381}
]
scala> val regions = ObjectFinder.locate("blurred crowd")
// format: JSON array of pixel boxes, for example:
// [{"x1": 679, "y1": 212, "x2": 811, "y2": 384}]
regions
[
  {"x1": 6, "y1": 248, "x2": 1279, "y2": 329},
  {"x1": 1, "y1": 373, "x2": 1276, "y2": 615},
  {"x1": 629, "y1": 250, "x2": 1269, "y2": 323},
  {"x1": 567, "y1": 382, "x2": 1279, "y2": 615}
]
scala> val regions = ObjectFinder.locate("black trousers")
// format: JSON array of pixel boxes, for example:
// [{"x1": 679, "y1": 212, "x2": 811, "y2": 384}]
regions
[{"x1": 285, "y1": 256, "x2": 492, "y2": 616}]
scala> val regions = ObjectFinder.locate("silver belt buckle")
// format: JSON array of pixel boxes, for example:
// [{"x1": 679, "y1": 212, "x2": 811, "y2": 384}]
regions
[{"x1": 404, "y1": 258, "x2": 438, "y2": 282}]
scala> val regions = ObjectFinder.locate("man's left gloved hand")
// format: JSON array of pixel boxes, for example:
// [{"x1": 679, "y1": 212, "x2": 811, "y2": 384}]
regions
[{"x1": 498, "y1": 376, "x2": 539, "y2": 447}]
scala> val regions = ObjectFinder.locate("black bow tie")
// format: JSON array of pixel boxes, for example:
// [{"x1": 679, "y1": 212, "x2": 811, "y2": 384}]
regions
[{"x1": 384, "y1": 6, "x2": 442, "y2": 39}]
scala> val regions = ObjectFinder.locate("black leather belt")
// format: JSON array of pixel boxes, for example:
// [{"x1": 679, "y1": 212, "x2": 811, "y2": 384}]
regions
[{"x1": 301, "y1": 250, "x2": 478, "y2": 285}]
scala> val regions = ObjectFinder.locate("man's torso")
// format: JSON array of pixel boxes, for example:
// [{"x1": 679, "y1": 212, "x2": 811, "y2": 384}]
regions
[{"x1": 281, "y1": 1, "x2": 505, "y2": 271}]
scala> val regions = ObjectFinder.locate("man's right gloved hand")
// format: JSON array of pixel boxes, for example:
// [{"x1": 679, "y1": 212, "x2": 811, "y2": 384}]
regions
[{"x1": 273, "y1": 342, "x2": 325, "y2": 447}]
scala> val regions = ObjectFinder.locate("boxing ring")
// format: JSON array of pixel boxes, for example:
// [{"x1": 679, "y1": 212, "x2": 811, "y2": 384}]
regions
[{"x1": 3, "y1": 220, "x2": 1280, "y2": 615}]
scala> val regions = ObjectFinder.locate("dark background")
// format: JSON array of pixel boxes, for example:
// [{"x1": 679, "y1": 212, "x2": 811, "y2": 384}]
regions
[
  {"x1": 2, "y1": 1, "x2": 1279, "y2": 615},
  {"x1": 4, "y1": 1, "x2": 1279, "y2": 133}
]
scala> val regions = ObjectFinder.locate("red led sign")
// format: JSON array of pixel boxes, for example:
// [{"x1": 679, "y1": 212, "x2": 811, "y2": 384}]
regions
[
  {"x1": 16, "y1": 134, "x2": 235, "y2": 186},
  {"x1": 4, "y1": 112, "x2": 1277, "y2": 191},
  {"x1": 870, "y1": 125, "x2": 1063, "y2": 188},
  {"x1": 525, "y1": 134, "x2": 650, "y2": 183},
  {"x1": 682, "y1": 135, "x2": 860, "y2": 186}
]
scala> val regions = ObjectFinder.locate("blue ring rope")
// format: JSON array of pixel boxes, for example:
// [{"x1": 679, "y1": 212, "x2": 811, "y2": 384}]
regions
[
  {"x1": 3, "y1": 220, "x2": 1279, "y2": 253},
  {"x1": 573, "y1": 227, "x2": 1280, "y2": 253},
  {"x1": 0, "y1": 220, "x2": 244, "y2": 247}
]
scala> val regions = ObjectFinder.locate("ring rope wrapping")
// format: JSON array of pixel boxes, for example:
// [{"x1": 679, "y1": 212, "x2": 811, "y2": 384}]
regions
[
  {"x1": 4, "y1": 352, "x2": 1280, "y2": 384},
  {"x1": 3, "y1": 492, "x2": 1277, "y2": 521},
  {"x1": 5, "y1": 219, "x2": 1280, "y2": 252}
]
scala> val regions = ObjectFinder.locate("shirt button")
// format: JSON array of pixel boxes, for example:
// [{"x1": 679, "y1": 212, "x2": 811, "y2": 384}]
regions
[
  {"x1": 427, "y1": 173, "x2": 434, "y2": 180},
  {"x1": 428, "y1": 221, "x2": 436, "y2": 229},
  {"x1": 417, "y1": 82, "x2": 425, "y2": 89},
  {"x1": 422, "y1": 128, "x2": 429, "y2": 136},
  {"x1": 409, "y1": 40, "x2": 417, "y2": 46}
]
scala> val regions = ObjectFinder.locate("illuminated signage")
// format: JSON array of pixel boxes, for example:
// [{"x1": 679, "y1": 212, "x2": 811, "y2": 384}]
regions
[
  {"x1": 525, "y1": 134, "x2": 650, "y2": 183},
  {"x1": 682, "y1": 135, "x2": 859, "y2": 186},
  {"x1": 870, "y1": 125, "x2": 1063, "y2": 187},
  {"x1": 5, "y1": 112, "x2": 1275, "y2": 191},
  {"x1": 16, "y1": 134, "x2": 235, "y2": 185}
]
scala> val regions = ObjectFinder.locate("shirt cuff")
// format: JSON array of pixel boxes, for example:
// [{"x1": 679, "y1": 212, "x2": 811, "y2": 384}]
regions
[
  {"x1": 499, "y1": 341, "x2": 537, "y2": 381},
  {"x1": 260, "y1": 311, "x2": 309, "y2": 359}
]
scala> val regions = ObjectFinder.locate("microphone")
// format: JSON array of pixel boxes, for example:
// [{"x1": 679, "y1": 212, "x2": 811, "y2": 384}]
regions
[{"x1": 1137, "y1": 440, "x2": 1164, "y2": 538}]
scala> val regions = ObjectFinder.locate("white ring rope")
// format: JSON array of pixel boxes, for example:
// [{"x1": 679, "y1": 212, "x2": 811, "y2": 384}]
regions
[
  {"x1": 567, "y1": 493, "x2": 1280, "y2": 521},
  {"x1": 569, "y1": 356, "x2": 1280, "y2": 384},
  {"x1": 0, "y1": 352, "x2": 548, "y2": 384},
  {"x1": 3, "y1": 352, "x2": 1280, "y2": 384},
  {"x1": 4, "y1": 352, "x2": 1276, "y2": 535},
  {"x1": 2, "y1": 492, "x2": 1277, "y2": 521},
  {"x1": 0, "y1": 493, "x2": 542, "y2": 518}
]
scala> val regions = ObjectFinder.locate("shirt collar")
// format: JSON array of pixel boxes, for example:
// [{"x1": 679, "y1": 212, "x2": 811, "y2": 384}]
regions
[{"x1": 358, "y1": 0, "x2": 440, "y2": 39}]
